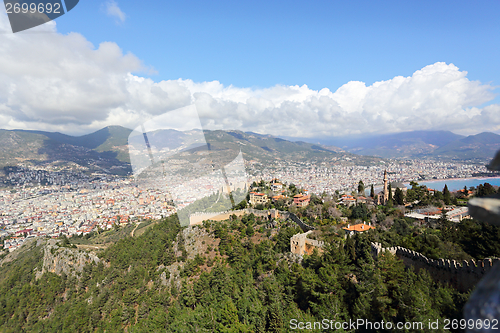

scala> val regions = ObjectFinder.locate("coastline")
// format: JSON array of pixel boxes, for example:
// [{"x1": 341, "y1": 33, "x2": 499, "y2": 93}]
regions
[
  {"x1": 415, "y1": 175, "x2": 500, "y2": 184},
  {"x1": 402, "y1": 176, "x2": 500, "y2": 191}
]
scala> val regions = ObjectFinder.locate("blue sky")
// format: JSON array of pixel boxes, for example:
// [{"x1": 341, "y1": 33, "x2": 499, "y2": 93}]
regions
[
  {"x1": 54, "y1": 1, "x2": 500, "y2": 92},
  {"x1": 0, "y1": 1, "x2": 500, "y2": 137}
]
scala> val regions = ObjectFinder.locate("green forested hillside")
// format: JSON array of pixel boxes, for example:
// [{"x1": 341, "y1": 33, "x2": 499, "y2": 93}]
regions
[{"x1": 0, "y1": 214, "x2": 468, "y2": 332}]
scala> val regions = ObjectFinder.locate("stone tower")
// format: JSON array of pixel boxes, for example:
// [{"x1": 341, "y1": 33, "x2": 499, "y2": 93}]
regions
[{"x1": 383, "y1": 170, "x2": 389, "y2": 204}]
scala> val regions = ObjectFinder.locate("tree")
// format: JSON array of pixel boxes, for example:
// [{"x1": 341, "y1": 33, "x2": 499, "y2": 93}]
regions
[
  {"x1": 358, "y1": 180, "x2": 365, "y2": 195},
  {"x1": 234, "y1": 199, "x2": 247, "y2": 210},
  {"x1": 394, "y1": 188, "x2": 404, "y2": 205},
  {"x1": 392, "y1": 218, "x2": 411, "y2": 236},
  {"x1": 477, "y1": 184, "x2": 484, "y2": 197},
  {"x1": 388, "y1": 183, "x2": 393, "y2": 202},
  {"x1": 433, "y1": 190, "x2": 443, "y2": 201},
  {"x1": 443, "y1": 184, "x2": 451, "y2": 205},
  {"x1": 266, "y1": 301, "x2": 283, "y2": 333},
  {"x1": 376, "y1": 211, "x2": 386, "y2": 223},
  {"x1": 386, "y1": 199, "x2": 393, "y2": 208},
  {"x1": 352, "y1": 203, "x2": 369, "y2": 220},
  {"x1": 483, "y1": 182, "x2": 495, "y2": 196},
  {"x1": 370, "y1": 184, "x2": 375, "y2": 198}
]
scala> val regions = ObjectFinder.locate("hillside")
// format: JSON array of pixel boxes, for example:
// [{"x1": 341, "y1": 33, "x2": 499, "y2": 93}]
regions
[
  {"x1": 433, "y1": 132, "x2": 500, "y2": 160},
  {"x1": 2, "y1": 127, "x2": 499, "y2": 177},
  {"x1": 0, "y1": 130, "x2": 49, "y2": 163},
  {"x1": 0, "y1": 127, "x2": 385, "y2": 178},
  {"x1": 0, "y1": 213, "x2": 468, "y2": 332},
  {"x1": 0, "y1": 128, "x2": 131, "y2": 175},
  {"x1": 290, "y1": 130, "x2": 500, "y2": 160}
]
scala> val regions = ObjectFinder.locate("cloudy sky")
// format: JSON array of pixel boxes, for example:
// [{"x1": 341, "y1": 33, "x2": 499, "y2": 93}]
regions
[{"x1": 0, "y1": 1, "x2": 500, "y2": 138}]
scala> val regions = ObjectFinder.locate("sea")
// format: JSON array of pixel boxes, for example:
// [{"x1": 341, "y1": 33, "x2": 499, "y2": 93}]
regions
[{"x1": 404, "y1": 177, "x2": 500, "y2": 192}]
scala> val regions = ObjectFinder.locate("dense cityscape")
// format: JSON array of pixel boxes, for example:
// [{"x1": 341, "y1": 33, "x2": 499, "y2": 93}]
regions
[{"x1": 0, "y1": 157, "x2": 496, "y2": 252}]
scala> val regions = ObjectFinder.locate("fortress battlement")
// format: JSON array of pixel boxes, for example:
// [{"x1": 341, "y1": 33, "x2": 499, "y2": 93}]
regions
[
  {"x1": 291, "y1": 230, "x2": 324, "y2": 256},
  {"x1": 371, "y1": 242, "x2": 499, "y2": 291}
]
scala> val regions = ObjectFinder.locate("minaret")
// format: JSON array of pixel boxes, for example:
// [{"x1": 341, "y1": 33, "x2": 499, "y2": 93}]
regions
[{"x1": 383, "y1": 170, "x2": 389, "y2": 204}]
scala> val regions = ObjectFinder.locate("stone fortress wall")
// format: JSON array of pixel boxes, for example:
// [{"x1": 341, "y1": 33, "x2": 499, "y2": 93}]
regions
[
  {"x1": 291, "y1": 231, "x2": 325, "y2": 255},
  {"x1": 371, "y1": 242, "x2": 500, "y2": 292},
  {"x1": 189, "y1": 208, "x2": 322, "y2": 255},
  {"x1": 281, "y1": 211, "x2": 315, "y2": 231},
  {"x1": 189, "y1": 210, "x2": 248, "y2": 225},
  {"x1": 189, "y1": 208, "x2": 315, "y2": 232},
  {"x1": 189, "y1": 208, "x2": 275, "y2": 225}
]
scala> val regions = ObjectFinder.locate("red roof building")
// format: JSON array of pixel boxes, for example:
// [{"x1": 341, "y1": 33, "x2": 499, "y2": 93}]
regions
[{"x1": 293, "y1": 194, "x2": 310, "y2": 207}]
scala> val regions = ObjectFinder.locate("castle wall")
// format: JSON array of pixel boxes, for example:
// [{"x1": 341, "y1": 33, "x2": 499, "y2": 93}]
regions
[
  {"x1": 291, "y1": 230, "x2": 324, "y2": 255},
  {"x1": 190, "y1": 208, "x2": 315, "y2": 233},
  {"x1": 281, "y1": 212, "x2": 315, "y2": 232},
  {"x1": 189, "y1": 209, "x2": 248, "y2": 225},
  {"x1": 371, "y1": 242, "x2": 499, "y2": 292}
]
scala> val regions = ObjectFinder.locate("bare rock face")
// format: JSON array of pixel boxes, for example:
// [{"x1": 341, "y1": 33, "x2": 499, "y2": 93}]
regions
[
  {"x1": 35, "y1": 239, "x2": 100, "y2": 279},
  {"x1": 174, "y1": 225, "x2": 211, "y2": 260},
  {"x1": 158, "y1": 263, "x2": 182, "y2": 289}
]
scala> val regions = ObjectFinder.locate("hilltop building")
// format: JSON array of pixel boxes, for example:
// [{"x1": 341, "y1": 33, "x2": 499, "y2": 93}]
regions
[
  {"x1": 376, "y1": 170, "x2": 407, "y2": 205},
  {"x1": 377, "y1": 170, "x2": 389, "y2": 205},
  {"x1": 340, "y1": 194, "x2": 356, "y2": 207},
  {"x1": 270, "y1": 182, "x2": 283, "y2": 192},
  {"x1": 343, "y1": 222, "x2": 375, "y2": 236},
  {"x1": 249, "y1": 192, "x2": 269, "y2": 205},
  {"x1": 272, "y1": 194, "x2": 287, "y2": 202},
  {"x1": 290, "y1": 230, "x2": 324, "y2": 255},
  {"x1": 293, "y1": 193, "x2": 310, "y2": 207}
]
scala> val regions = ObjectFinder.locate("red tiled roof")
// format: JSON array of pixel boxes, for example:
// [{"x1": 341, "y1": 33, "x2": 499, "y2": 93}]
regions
[{"x1": 343, "y1": 223, "x2": 375, "y2": 232}]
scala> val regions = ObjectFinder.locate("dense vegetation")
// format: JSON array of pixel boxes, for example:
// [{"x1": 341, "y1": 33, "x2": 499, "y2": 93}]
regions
[
  {"x1": 0, "y1": 212, "x2": 471, "y2": 332},
  {"x1": 366, "y1": 216, "x2": 500, "y2": 261}
]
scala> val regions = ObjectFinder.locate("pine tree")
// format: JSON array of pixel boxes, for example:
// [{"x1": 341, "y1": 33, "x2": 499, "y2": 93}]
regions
[
  {"x1": 370, "y1": 184, "x2": 375, "y2": 198},
  {"x1": 394, "y1": 187, "x2": 404, "y2": 205},
  {"x1": 358, "y1": 180, "x2": 365, "y2": 195},
  {"x1": 443, "y1": 184, "x2": 451, "y2": 205},
  {"x1": 266, "y1": 301, "x2": 283, "y2": 333}
]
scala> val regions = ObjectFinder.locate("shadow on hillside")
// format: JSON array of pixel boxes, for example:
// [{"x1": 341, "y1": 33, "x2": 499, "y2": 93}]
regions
[{"x1": 36, "y1": 138, "x2": 132, "y2": 175}]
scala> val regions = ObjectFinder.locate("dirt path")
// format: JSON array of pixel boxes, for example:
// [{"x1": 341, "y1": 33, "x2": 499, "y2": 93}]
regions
[
  {"x1": 131, "y1": 222, "x2": 142, "y2": 237},
  {"x1": 76, "y1": 244, "x2": 108, "y2": 250}
]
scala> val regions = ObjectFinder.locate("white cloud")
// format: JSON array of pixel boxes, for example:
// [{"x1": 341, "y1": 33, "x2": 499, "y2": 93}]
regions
[
  {"x1": 0, "y1": 12, "x2": 498, "y2": 138},
  {"x1": 104, "y1": 0, "x2": 126, "y2": 24}
]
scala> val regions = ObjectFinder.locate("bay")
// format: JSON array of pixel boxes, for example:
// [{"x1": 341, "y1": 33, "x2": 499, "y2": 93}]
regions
[{"x1": 404, "y1": 177, "x2": 500, "y2": 192}]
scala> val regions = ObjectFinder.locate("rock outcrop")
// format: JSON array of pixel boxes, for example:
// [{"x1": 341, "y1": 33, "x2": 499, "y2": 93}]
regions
[{"x1": 35, "y1": 239, "x2": 100, "y2": 279}]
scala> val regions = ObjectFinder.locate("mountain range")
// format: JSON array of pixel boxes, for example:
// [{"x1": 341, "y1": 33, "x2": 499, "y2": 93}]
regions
[
  {"x1": 0, "y1": 126, "x2": 373, "y2": 176},
  {"x1": 0, "y1": 127, "x2": 499, "y2": 176},
  {"x1": 285, "y1": 130, "x2": 500, "y2": 160},
  {"x1": 0, "y1": 126, "x2": 133, "y2": 175}
]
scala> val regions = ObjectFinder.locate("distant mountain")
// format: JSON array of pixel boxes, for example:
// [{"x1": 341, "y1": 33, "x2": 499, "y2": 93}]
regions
[
  {"x1": 433, "y1": 132, "x2": 500, "y2": 160},
  {"x1": 281, "y1": 130, "x2": 500, "y2": 160},
  {"x1": 309, "y1": 130, "x2": 465, "y2": 158},
  {"x1": 3, "y1": 127, "x2": 499, "y2": 174},
  {"x1": 19, "y1": 125, "x2": 132, "y2": 151},
  {"x1": 0, "y1": 127, "x2": 385, "y2": 176},
  {"x1": 1, "y1": 126, "x2": 133, "y2": 175},
  {"x1": 208, "y1": 130, "x2": 346, "y2": 162}
]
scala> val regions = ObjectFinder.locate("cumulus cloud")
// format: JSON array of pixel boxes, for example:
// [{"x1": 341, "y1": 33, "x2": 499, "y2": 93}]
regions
[
  {"x1": 104, "y1": 0, "x2": 126, "y2": 24},
  {"x1": 0, "y1": 13, "x2": 498, "y2": 137}
]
